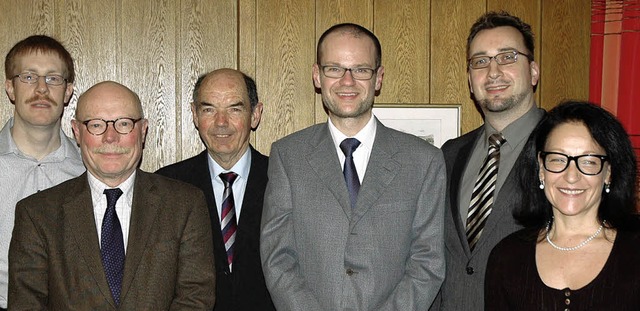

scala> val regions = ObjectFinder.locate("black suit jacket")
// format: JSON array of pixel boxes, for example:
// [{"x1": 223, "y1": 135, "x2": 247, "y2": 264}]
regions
[{"x1": 156, "y1": 147, "x2": 274, "y2": 311}]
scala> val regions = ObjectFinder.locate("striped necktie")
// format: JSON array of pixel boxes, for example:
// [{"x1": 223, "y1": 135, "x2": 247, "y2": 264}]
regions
[
  {"x1": 220, "y1": 172, "x2": 238, "y2": 271},
  {"x1": 466, "y1": 133, "x2": 506, "y2": 251}
]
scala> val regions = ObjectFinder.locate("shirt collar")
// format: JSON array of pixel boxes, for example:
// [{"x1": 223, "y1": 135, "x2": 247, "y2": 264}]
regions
[
  {"x1": 87, "y1": 170, "x2": 136, "y2": 203},
  {"x1": 0, "y1": 117, "x2": 82, "y2": 162},
  {"x1": 482, "y1": 106, "x2": 545, "y2": 149},
  {"x1": 327, "y1": 114, "x2": 377, "y2": 150},
  {"x1": 208, "y1": 147, "x2": 252, "y2": 182}
]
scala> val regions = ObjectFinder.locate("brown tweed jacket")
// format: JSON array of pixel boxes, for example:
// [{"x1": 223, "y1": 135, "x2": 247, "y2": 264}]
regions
[{"x1": 8, "y1": 170, "x2": 216, "y2": 310}]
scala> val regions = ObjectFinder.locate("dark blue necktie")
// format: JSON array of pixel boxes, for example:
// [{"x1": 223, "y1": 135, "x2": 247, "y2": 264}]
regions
[
  {"x1": 220, "y1": 172, "x2": 238, "y2": 272},
  {"x1": 101, "y1": 188, "x2": 125, "y2": 306},
  {"x1": 340, "y1": 138, "x2": 361, "y2": 208}
]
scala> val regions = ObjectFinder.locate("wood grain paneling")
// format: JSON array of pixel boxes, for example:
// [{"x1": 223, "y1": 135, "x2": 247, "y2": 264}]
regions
[
  {"x1": 375, "y1": 0, "x2": 429, "y2": 104},
  {"x1": 0, "y1": 0, "x2": 58, "y2": 133},
  {"x1": 315, "y1": 0, "x2": 374, "y2": 124},
  {"x1": 430, "y1": 0, "x2": 485, "y2": 134},
  {"x1": 0, "y1": 0, "x2": 591, "y2": 169},
  {"x1": 177, "y1": 0, "x2": 237, "y2": 164},
  {"x1": 58, "y1": 0, "x2": 118, "y2": 135},
  {"x1": 256, "y1": 0, "x2": 315, "y2": 153},
  {"x1": 120, "y1": 0, "x2": 177, "y2": 171},
  {"x1": 540, "y1": 0, "x2": 590, "y2": 111}
]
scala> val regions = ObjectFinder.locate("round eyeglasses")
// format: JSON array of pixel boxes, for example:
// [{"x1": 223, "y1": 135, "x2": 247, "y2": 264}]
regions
[
  {"x1": 320, "y1": 65, "x2": 378, "y2": 80},
  {"x1": 13, "y1": 72, "x2": 67, "y2": 86},
  {"x1": 540, "y1": 151, "x2": 609, "y2": 176},
  {"x1": 468, "y1": 50, "x2": 532, "y2": 69},
  {"x1": 81, "y1": 118, "x2": 143, "y2": 135}
]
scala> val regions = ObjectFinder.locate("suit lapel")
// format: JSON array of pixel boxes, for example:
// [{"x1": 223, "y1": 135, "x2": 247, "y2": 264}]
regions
[
  {"x1": 64, "y1": 173, "x2": 118, "y2": 307},
  {"x1": 120, "y1": 171, "x2": 162, "y2": 302},
  {"x1": 349, "y1": 122, "x2": 398, "y2": 229},
  {"x1": 306, "y1": 124, "x2": 353, "y2": 218},
  {"x1": 450, "y1": 130, "x2": 481, "y2": 256},
  {"x1": 190, "y1": 152, "x2": 225, "y2": 270},
  {"x1": 235, "y1": 148, "x2": 268, "y2": 264}
]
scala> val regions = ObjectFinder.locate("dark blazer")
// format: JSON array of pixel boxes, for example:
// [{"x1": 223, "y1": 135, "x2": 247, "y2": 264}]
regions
[
  {"x1": 435, "y1": 127, "x2": 525, "y2": 311},
  {"x1": 8, "y1": 170, "x2": 216, "y2": 310},
  {"x1": 156, "y1": 147, "x2": 274, "y2": 311}
]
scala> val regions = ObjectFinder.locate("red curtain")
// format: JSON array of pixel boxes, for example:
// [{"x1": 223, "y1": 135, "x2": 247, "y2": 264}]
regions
[
  {"x1": 591, "y1": 0, "x2": 640, "y2": 207},
  {"x1": 590, "y1": 0, "x2": 640, "y2": 168}
]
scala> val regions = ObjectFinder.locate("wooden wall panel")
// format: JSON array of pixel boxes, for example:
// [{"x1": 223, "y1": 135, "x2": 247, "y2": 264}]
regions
[
  {"x1": 120, "y1": 0, "x2": 176, "y2": 171},
  {"x1": 0, "y1": 0, "x2": 592, "y2": 169},
  {"x1": 374, "y1": 0, "x2": 430, "y2": 104},
  {"x1": 315, "y1": 0, "x2": 374, "y2": 124},
  {"x1": 58, "y1": 0, "x2": 118, "y2": 135},
  {"x1": 430, "y1": 0, "x2": 485, "y2": 134},
  {"x1": 178, "y1": 0, "x2": 237, "y2": 162},
  {"x1": 239, "y1": 0, "x2": 258, "y2": 147},
  {"x1": 255, "y1": 0, "x2": 315, "y2": 153},
  {"x1": 540, "y1": 0, "x2": 591, "y2": 111},
  {"x1": 0, "y1": 1, "x2": 58, "y2": 134}
]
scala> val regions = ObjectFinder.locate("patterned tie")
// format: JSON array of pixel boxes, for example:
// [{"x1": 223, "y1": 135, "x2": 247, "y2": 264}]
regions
[
  {"x1": 340, "y1": 138, "x2": 361, "y2": 208},
  {"x1": 466, "y1": 133, "x2": 506, "y2": 251},
  {"x1": 101, "y1": 188, "x2": 125, "y2": 306},
  {"x1": 220, "y1": 172, "x2": 238, "y2": 272}
]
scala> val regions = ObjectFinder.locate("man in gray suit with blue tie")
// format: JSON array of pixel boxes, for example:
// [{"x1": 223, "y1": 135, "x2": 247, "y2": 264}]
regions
[{"x1": 260, "y1": 23, "x2": 446, "y2": 310}]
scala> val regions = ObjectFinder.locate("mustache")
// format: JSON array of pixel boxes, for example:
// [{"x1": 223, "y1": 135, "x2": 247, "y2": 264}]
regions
[
  {"x1": 26, "y1": 95, "x2": 56, "y2": 105},
  {"x1": 93, "y1": 146, "x2": 131, "y2": 154}
]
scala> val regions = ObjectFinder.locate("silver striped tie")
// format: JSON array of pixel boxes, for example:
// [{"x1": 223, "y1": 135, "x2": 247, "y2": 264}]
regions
[{"x1": 466, "y1": 133, "x2": 506, "y2": 251}]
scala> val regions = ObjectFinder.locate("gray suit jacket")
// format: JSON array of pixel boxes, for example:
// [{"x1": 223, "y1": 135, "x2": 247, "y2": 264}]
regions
[
  {"x1": 260, "y1": 120, "x2": 446, "y2": 311},
  {"x1": 8, "y1": 170, "x2": 216, "y2": 310},
  {"x1": 434, "y1": 128, "x2": 524, "y2": 311}
]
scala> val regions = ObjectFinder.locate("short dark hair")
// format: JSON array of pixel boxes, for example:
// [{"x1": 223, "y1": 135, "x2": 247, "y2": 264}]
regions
[
  {"x1": 467, "y1": 11, "x2": 535, "y2": 61},
  {"x1": 192, "y1": 70, "x2": 259, "y2": 110},
  {"x1": 316, "y1": 23, "x2": 381, "y2": 68},
  {"x1": 515, "y1": 100, "x2": 639, "y2": 231},
  {"x1": 5, "y1": 35, "x2": 75, "y2": 83}
]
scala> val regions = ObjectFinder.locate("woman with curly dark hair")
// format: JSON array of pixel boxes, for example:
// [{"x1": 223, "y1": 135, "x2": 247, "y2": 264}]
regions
[{"x1": 485, "y1": 100, "x2": 640, "y2": 310}]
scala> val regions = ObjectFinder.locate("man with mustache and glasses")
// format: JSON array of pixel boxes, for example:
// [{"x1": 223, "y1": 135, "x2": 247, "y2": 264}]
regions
[
  {"x1": 0, "y1": 35, "x2": 85, "y2": 311},
  {"x1": 8, "y1": 81, "x2": 216, "y2": 309},
  {"x1": 431, "y1": 12, "x2": 545, "y2": 311}
]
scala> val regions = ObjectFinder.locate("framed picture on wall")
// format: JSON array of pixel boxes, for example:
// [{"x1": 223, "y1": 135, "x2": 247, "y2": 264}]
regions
[{"x1": 372, "y1": 104, "x2": 461, "y2": 148}]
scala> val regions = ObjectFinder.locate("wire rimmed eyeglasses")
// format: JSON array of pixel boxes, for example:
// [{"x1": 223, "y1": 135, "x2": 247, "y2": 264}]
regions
[
  {"x1": 540, "y1": 151, "x2": 609, "y2": 176},
  {"x1": 13, "y1": 72, "x2": 67, "y2": 86},
  {"x1": 81, "y1": 118, "x2": 143, "y2": 135},
  {"x1": 319, "y1": 65, "x2": 378, "y2": 80},
  {"x1": 468, "y1": 50, "x2": 532, "y2": 69}
]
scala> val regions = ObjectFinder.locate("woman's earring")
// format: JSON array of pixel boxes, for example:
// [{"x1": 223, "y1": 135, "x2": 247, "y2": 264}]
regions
[
  {"x1": 605, "y1": 183, "x2": 611, "y2": 193},
  {"x1": 539, "y1": 180, "x2": 545, "y2": 190}
]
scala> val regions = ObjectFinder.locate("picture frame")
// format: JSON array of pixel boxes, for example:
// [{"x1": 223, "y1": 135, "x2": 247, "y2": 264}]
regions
[{"x1": 372, "y1": 104, "x2": 461, "y2": 148}]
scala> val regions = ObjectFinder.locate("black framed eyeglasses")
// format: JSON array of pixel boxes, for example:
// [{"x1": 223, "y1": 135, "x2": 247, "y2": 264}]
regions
[
  {"x1": 13, "y1": 72, "x2": 67, "y2": 86},
  {"x1": 468, "y1": 50, "x2": 532, "y2": 69},
  {"x1": 319, "y1": 65, "x2": 378, "y2": 80},
  {"x1": 81, "y1": 118, "x2": 143, "y2": 135},
  {"x1": 540, "y1": 151, "x2": 609, "y2": 176}
]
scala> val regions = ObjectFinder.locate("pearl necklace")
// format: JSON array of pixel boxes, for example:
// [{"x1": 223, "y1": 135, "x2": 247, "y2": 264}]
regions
[{"x1": 545, "y1": 221, "x2": 605, "y2": 251}]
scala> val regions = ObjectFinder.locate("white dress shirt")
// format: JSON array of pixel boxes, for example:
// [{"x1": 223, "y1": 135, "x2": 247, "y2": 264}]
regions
[
  {"x1": 208, "y1": 148, "x2": 251, "y2": 222},
  {"x1": 328, "y1": 115, "x2": 377, "y2": 184},
  {"x1": 88, "y1": 171, "x2": 135, "y2": 253}
]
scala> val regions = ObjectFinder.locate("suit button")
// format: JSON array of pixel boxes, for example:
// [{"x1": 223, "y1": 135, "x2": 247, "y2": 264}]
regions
[
  {"x1": 466, "y1": 266, "x2": 474, "y2": 275},
  {"x1": 346, "y1": 268, "x2": 355, "y2": 276}
]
